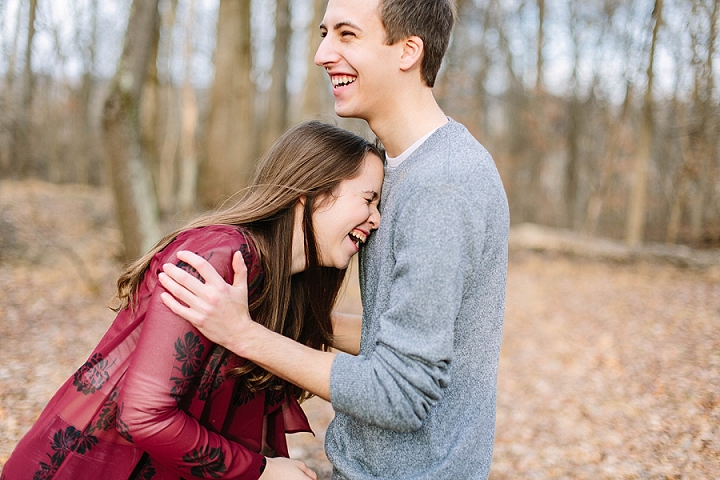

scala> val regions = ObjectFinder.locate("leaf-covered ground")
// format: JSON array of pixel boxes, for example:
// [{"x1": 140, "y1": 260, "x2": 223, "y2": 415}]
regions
[{"x1": 1, "y1": 180, "x2": 718, "y2": 479}]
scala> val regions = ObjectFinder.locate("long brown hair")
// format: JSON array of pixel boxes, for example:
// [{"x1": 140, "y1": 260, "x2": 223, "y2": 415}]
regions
[{"x1": 115, "y1": 121, "x2": 383, "y2": 399}]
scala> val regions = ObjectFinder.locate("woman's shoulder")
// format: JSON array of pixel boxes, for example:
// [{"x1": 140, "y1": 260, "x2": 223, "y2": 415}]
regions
[{"x1": 163, "y1": 225, "x2": 263, "y2": 284}]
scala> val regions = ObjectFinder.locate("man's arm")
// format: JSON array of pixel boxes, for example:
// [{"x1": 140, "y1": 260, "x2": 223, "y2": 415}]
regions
[{"x1": 159, "y1": 250, "x2": 336, "y2": 401}]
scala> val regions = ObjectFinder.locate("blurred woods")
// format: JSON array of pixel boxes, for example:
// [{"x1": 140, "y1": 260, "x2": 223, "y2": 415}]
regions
[{"x1": 0, "y1": 0, "x2": 718, "y2": 261}]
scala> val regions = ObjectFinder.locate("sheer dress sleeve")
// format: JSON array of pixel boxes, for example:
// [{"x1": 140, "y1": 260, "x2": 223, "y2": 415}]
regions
[{"x1": 117, "y1": 225, "x2": 268, "y2": 480}]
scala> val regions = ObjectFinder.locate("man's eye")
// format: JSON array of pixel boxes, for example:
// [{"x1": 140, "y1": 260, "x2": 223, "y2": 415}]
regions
[{"x1": 341, "y1": 30, "x2": 355, "y2": 37}]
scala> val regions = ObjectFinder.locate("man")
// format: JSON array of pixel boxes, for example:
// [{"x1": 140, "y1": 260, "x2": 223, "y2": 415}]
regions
[{"x1": 159, "y1": 0, "x2": 509, "y2": 478}]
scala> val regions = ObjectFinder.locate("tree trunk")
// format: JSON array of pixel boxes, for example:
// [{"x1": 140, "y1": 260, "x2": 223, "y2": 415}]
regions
[
  {"x1": 200, "y1": 0, "x2": 254, "y2": 208},
  {"x1": 13, "y1": 0, "x2": 37, "y2": 177},
  {"x1": 625, "y1": 0, "x2": 662, "y2": 247},
  {"x1": 299, "y1": 0, "x2": 329, "y2": 120},
  {"x1": 688, "y1": 0, "x2": 718, "y2": 244},
  {"x1": 75, "y1": 0, "x2": 101, "y2": 185},
  {"x1": 6, "y1": 0, "x2": 23, "y2": 92},
  {"x1": 536, "y1": 0, "x2": 545, "y2": 91},
  {"x1": 157, "y1": 0, "x2": 181, "y2": 214},
  {"x1": 102, "y1": 0, "x2": 162, "y2": 262},
  {"x1": 177, "y1": 0, "x2": 199, "y2": 215},
  {"x1": 584, "y1": 83, "x2": 632, "y2": 235},
  {"x1": 262, "y1": 0, "x2": 291, "y2": 152},
  {"x1": 666, "y1": 101, "x2": 693, "y2": 244}
]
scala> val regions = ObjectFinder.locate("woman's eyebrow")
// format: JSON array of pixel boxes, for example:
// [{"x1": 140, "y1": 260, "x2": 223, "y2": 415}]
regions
[{"x1": 364, "y1": 190, "x2": 379, "y2": 200}]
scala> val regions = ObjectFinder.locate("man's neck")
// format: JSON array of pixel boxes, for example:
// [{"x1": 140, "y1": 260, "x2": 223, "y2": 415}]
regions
[{"x1": 367, "y1": 88, "x2": 448, "y2": 158}]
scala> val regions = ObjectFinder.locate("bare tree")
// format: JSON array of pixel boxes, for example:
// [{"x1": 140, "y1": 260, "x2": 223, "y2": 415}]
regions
[
  {"x1": 74, "y1": 0, "x2": 102, "y2": 185},
  {"x1": 687, "y1": 0, "x2": 719, "y2": 244},
  {"x1": 156, "y1": 0, "x2": 181, "y2": 214},
  {"x1": 11, "y1": 0, "x2": 37, "y2": 177},
  {"x1": 200, "y1": 0, "x2": 254, "y2": 208},
  {"x1": 536, "y1": 0, "x2": 545, "y2": 91},
  {"x1": 102, "y1": 0, "x2": 162, "y2": 262},
  {"x1": 626, "y1": 0, "x2": 662, "y2": 246},
  {"x1": 300, "y1": 0, "x2": 329, "y2": 120},
  {"x1": 262, "y1": 0, "x2": 291, "y2": 152},
  {"x1": 177, "y1": 0, "x2": 200, "y2": 214}
]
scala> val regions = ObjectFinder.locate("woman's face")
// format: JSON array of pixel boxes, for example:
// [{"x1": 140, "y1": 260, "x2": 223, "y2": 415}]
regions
[{"x1": 291, "y1": 152, "x2": 384, "y2": 273}]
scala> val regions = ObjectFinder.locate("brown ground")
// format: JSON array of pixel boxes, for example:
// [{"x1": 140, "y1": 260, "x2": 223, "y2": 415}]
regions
[{"x1": 1, "y1": 180, "x2": 718, "y2": 479}]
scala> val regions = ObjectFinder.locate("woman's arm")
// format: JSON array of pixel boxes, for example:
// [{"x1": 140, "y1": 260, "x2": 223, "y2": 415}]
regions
[
  {"x1": 118, "y1": 285, "x2": 271, "y2": 479},
  {"x1": 331, "y1": 311, "x2": 362, "y2": 355},
  {"x1": 118, "y1": 229, "x2": 316, "y2": 479}
]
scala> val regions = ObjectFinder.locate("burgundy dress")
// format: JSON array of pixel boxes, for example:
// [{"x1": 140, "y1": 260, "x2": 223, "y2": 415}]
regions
[{"x1": 1, "y1": 225, "x2": 311, "y2": 480}]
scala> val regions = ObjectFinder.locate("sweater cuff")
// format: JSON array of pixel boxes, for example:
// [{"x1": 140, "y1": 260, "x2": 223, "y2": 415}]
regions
[{"x1": 329, "y1": 352, "x2": 362, "y2": 412}]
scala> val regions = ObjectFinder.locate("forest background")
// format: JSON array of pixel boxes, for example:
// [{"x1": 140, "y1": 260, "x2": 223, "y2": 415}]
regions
[
  {"x1": 0, "y1": 0, "x2": 719, "y2": 478},
  {"x1": 0, "y1": 0, "x2": 718, "y2": 255}
]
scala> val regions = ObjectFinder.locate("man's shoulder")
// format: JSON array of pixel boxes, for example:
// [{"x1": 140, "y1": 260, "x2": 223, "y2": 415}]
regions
[{"x1": 406, "y1": 121, "x2": 496, "y2": 185}]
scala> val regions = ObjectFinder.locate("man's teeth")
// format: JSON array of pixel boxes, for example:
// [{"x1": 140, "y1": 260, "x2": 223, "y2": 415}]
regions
[{"x1": 332, "y1": 76, "x2": 356, "y2": 88}]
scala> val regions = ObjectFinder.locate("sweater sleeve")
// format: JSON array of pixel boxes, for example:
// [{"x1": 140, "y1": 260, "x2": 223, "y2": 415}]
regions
[
  {"x1": 117, "y1": 227, "x2": 267, "y2": 480},
  {"x1": 330, "y1": 184, "x2": 480, "y2": 432}
]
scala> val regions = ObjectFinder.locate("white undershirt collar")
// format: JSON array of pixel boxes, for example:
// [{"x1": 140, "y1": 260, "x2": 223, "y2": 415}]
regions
[{"x1": 386, "y1": 127, "x2": 439, "y2": 169}]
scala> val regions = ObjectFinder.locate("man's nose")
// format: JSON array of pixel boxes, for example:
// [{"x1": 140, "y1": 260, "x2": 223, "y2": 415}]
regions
[{"x1": 314, "y1": 35, "x2": 333, "y2": 67}]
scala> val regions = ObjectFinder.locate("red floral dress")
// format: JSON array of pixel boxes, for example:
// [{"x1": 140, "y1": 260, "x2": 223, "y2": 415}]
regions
[{"x1": 1, "y1": 225, "x2": 311, "y2": 480}]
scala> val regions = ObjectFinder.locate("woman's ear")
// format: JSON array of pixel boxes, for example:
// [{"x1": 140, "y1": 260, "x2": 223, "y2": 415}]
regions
[{"x1": 399, "y1": 35, "x2": 424, "y2": 72}]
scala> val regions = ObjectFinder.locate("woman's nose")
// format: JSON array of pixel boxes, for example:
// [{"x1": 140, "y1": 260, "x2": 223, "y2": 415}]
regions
[{"x1": 368, "y1": 208, "x2": 381, "y2": 230}]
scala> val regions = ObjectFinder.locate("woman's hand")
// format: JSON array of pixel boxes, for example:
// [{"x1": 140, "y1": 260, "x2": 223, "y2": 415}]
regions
[
  {"x1": 159, "y1": 250, "x2": 253, "y2": 353},
  {"x1": 260, "y1": 457, "x2": 318, "y2": 480}
]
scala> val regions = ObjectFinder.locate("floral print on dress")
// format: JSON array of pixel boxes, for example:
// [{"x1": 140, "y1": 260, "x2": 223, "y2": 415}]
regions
[
  {"x1": 170, "y1": 331, "x2": 205, "y2": 400},
  {"x1": 176, "y1": 252, "x2": 213, "y2": 283},
  {"x1": 265, "y1": 388, "x2": 285, "y2": 409},
  {"x1": 232, "y1": 381, "x2": 256, "y2": 407},
  {"x1": 197, "y1": 347, "x2": 230, "y2": 401},
  {"x1": 116, "y1": 402, "x2": 133, "y2": 443},
  {"x1": 182, "y1": 446, "x2": 228, "y2": 478},
  {"x1": 128, "y1": 454, "x2": 156, "y2": 480},
  {"x1": 73, "y1": 353, "x2": 115, "y2": 395},
  {"x1": 88, "y1": 387, "x2": 119, "y2": 434},
  {"x1": 33, "y1": 426, "x2": 99, "y2": 479}
]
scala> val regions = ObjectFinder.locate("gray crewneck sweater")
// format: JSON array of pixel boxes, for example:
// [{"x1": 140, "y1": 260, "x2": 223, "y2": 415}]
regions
[{"x1": 326, "y1": 119, "x2": 509, "y2": 479}]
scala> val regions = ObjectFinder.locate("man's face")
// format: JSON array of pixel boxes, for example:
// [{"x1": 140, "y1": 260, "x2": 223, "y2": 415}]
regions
[{"x1": 314, "y1": 0, "x2": 402, "y2": 122}]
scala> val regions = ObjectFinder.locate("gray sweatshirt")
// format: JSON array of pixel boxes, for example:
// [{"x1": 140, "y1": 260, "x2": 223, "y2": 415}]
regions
[{"x1": 326, "y1": 119, "x2": 509, "y2": 479}]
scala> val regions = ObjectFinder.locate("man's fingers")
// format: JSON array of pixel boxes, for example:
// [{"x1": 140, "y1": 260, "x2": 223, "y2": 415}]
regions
[
  {"x1": 161, "y1": 261, "x2": 206, "y2": 295},
  {"x1": 175, "y1": 250, "x2": 225, "y2": 287},
  {"x1": 231, "y1": 251, "x2": 248, "y2": 289},
  {"x1": 159, "y1": 291, "x2": 201, "y2": 324},
  {"x1": 158, "y1": 271, "x2": 203, "y2": 310}
]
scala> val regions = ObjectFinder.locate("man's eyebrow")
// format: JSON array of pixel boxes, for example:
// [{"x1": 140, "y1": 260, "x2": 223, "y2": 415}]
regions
[{"x1": 319, "y1": 21, "x2": 363, "y2": 31}]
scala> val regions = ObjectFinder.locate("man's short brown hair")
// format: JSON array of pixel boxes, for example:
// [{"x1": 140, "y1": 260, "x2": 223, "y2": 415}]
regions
[{"x1": 379, "y1": 0, "x2": 455, "y2": 87}]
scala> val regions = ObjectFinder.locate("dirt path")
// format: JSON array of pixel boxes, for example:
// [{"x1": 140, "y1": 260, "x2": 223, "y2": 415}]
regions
[{"x1": 1, "y1": 180, "x2": 718, "y2": 479}]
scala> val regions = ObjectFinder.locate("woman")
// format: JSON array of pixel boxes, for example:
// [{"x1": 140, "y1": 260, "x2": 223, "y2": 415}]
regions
[{"x1": 1, "y1": 121, "x2": 384, "y2": 480}]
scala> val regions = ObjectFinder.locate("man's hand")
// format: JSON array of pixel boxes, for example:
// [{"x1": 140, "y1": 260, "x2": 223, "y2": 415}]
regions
[
  {"x1": 159, "y1": 250, "x2": 254, "y2": 354},
  {"x1": 160, "y1": 249, "x2": 336, "y2": 402},
  {"x1": 261, "y1": 457, "x2": 318, "y2": 480}
]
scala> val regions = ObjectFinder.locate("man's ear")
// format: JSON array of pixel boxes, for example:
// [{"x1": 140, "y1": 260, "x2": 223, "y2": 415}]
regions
[{"x1": 399, "y1": 35, "x2": 424, "y2": 72}]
